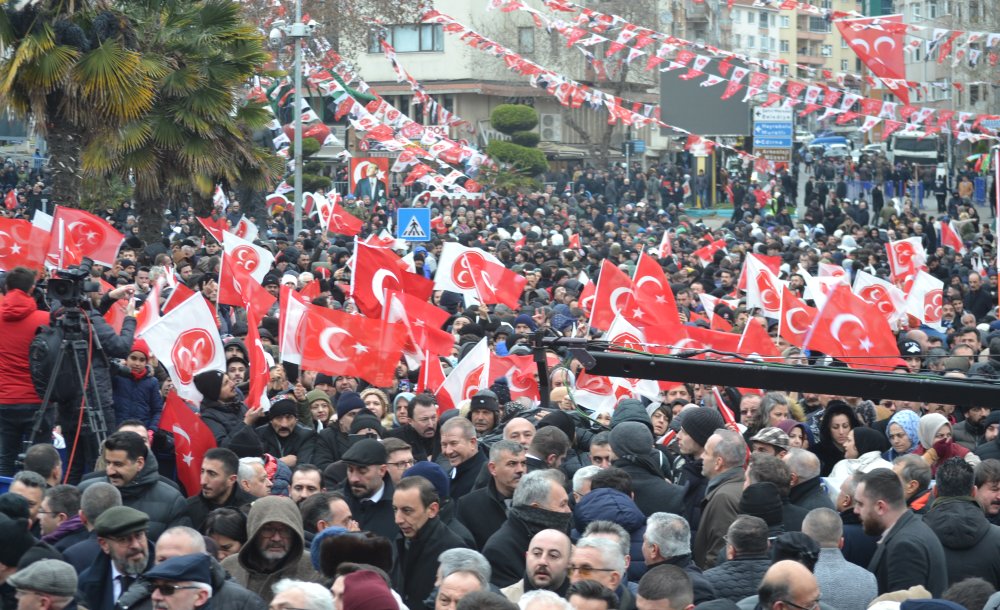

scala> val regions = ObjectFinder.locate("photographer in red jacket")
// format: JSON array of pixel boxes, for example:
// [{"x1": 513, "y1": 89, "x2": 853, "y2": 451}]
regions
[{"x1": 0, "y1": 266, "x2": 51, "y2": 475}]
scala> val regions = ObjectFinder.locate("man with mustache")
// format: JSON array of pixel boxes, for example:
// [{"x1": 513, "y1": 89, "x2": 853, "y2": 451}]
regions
[
  {"x1": 457, "y1": 440, "x2": 527, "y2": 549},
  {"x1": 500, "y1": 529, "x2": 572, "y2": 603},
  {"x1": 254, "y1": 399, "x2": 316, "y2": 467},
  {"x1": 78, "y1": 506, "x2": 155, "y2": 609},
  {"x1": 339, "y1": 439, "x2": 397, "y2": 540},
  {"x1": 221, "y1": 496, "x2": 323, "y2": 603},
  {"x1": 78, "y1": 431, "x2": 190, "y2": 540}
]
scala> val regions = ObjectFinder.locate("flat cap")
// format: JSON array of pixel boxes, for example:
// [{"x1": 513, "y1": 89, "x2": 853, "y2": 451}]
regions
[
  {"x1": 94, "y1": 506, "x2": 149, "y2": 538},
  {"x1": 341, "y1": 439, "x2": 387, "y2": 466},
  {"x1": 7, "y1": 559, "x2": 78, "y2": 597}
]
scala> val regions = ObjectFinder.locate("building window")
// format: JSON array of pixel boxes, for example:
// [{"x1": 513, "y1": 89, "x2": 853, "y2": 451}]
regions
[
  {"x1": 809, "y1": 17, "x2": 830, "y2": 32},
  {"x1": 747, "y1": 11, "x2": 755, "y2": 23},
  {"x1": 841, "y1": 59, "x2": 848, "y2": 70},
  {"x1": 518, "y1": 27, "x2": 535, "y2": 54},
  {"x1": 413, "y1": 94, "x2": 454, "y2": 125},
  {"x1": 913, "y1": 4, "x2": 921, "y2": 17},
  {"x1": 735, "y1": 34, "x2": 742, "y2": 47},
  {"x1": 780, "y1": 15, "x2": 790, "y2": 27},
  {"x1": 370, "y1": 24, "x2": 444, "y2": 53},
  {"x1": 928, "y1": 0, "x2": 937, "y2": 17},
  {"x1": 780, "y1": 39, "x2": 790, "y2": 52},
  {"x1": 748, "y1": 35, "x2": 755, "y2": 48},
  {"x1": 821, "y1": 44, "x2": 832, "y2": 56},
  {"x1": 733, "y1": 10, "x2": 741, "y2": 23},
  {"x1": 841, "y1": 37, "x2": 848, "y2": 48}
]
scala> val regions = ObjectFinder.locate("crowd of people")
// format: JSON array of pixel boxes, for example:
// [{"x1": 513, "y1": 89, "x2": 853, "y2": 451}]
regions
[{"x1": 0, "y1": 150, "x2": 996, "y2": 610}]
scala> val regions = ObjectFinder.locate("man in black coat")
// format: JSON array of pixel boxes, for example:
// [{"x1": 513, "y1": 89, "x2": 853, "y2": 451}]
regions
[
  {"x1": 457, "y1": 440, "x2": 526, "y2": 549},
  {"x1": 312, "y1": 391, "x2": 364, "y2": 469},
  {"x1": 77, "y1": 506, "x2": 155, "y2": 610},
  {"x1": 384, "y1": 393, "x2": 441, "y2": 463},
  {"x1": 483, "y1": 469, "x2": 573, "y2": 588},
  {"x1": 253, "y1": 399, "x2": 316, "y2": 466},
  {"x1": 339, "y1": 439, "x2": 397, "y2": 541},
  {"x1": 641, "y1": 513, "x2": 717, "y2": 605},
  {"x1": 785, "y1": 448, "x2": 836, "y2": 512},
  {"x1": 923, "y1": 457, "x2": 1000, "y2": 588},
  {"x1": 856, "y1": 469, "x2": 948, "y2": 596},
  {"x1": 391, "y1": 476, "x2": 467, "y2": 610},
  {"x1": 608, "y1": 422, "x2": 684, "y2": 517},
  {"x1": 185, "y1": 447, "x2": 256, "y2": 531},
  {"x1": 703, "y1": 515, "x2": 772, "y2": 602},
  {"x1": 439, "y1": 417, "x2": 487, "y2": 500}
]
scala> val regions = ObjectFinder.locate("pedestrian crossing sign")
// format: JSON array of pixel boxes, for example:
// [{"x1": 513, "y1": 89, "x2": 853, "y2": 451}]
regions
[{"x1": 397, "y1": 207, "x2": 431, "y2": 242}]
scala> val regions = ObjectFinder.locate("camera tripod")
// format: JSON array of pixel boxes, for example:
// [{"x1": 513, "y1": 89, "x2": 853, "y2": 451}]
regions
[{"x1": 22, "y1": 308, "x2": 110, "y2": 482}]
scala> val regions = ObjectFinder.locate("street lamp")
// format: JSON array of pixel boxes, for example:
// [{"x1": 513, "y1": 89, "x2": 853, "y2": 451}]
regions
[{"x1": 271, "y1": 2, "x2": 312, "y2": 237}]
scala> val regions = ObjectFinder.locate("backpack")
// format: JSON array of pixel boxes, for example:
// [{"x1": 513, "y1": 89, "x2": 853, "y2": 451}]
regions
[{"x1": 29, "y1": 324, "x2": 75, "y2": 404}]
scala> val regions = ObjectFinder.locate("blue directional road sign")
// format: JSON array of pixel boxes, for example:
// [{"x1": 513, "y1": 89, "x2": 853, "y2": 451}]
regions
[
  {"x1": 755, "y1": 137, "x2": 794, "y2": 148},
  {"x1": 397, "y1": 207, "x2": 431, "y2": 242},
  {"x1": 753, "y1": 123, "x2": 794, "y2": 137}
]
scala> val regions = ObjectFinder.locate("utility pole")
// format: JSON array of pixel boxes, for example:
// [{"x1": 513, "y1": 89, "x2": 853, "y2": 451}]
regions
[{"x1": 291, "y1": 0, "x2": 307, "y2": 238}]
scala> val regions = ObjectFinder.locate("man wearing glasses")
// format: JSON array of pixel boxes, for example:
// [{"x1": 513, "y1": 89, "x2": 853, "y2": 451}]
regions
[
  {"x1": 78, "y1": 506, "x2": 154, "y2": 609},
  {"x1": 143, "y1": 553, "x2": 213, "y2": 610},
  {"x1": 755, "y1": 560, "x2": 822, "y2": 610},
  {"x1": 8, "y1": 559, "x2": 78, "y2": 610},
  {"x1": 568, "y1": 536, "x2": 634, "y2": 610}
]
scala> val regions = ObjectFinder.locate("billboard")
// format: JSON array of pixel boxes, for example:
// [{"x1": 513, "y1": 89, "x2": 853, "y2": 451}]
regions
[
  {"x1": 659, "y1": 69, "x2": 751, "y2": 137},
  {"x1": 349, "y1": 157, "x2": 390, "y2": 202}
]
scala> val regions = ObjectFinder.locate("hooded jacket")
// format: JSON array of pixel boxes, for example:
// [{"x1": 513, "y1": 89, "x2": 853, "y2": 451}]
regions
[
  {"x1": 923, "y1": 495, "x2": 1000, "y2": 587},
  {"x1": 572, "y1": 488, "x2": 648, "y2": 581},
  {"x1": 0, "y1": 289, "x2": 49, "y2": 404},
  {"x1": 78, "y1": 450, "x2": 189, "y2": 540},
  {"x1": 221, "y1": 496, "x2": 323, "y2": 603}
]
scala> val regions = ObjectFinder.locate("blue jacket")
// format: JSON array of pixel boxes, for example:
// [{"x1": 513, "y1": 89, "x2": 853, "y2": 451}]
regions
[
  {"x1": 111, "y1": 364, "x2": 163, "y2": 428},
  {"x1": 572, "y1": 487, "x2": 648, "y2": 581}
]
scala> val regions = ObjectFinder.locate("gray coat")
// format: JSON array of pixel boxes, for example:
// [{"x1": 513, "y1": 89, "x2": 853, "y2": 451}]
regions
[{"x1": 814, "y1": 548, "x2": 877, "y2": 610}]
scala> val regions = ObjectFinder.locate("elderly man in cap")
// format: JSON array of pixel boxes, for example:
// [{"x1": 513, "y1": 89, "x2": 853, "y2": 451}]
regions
[
  {"x1": 220, "y1": 496, "x2": 321, "y2": 603},
  {"x1": 338, "y1": 439, "x2": 396, "y2": 540},
  {"x1": 78, "y1": 506, "x2": 155, "y2": 609},
  {"x1": 750, "y1": 427, "x2": 791, "y2": 458},
  {"x1": 467, "y1": 390, "x2": 500, "y2": 437},
  {"x1": 8, "y1": 559, "x2": 78, "y2": 610},
  {"x1": 253, "y1": 398, "x2": 316, "y2": 467},
  {"x1": 144, "y1": 554, "x2": 213, "y2": 610},
  {"x1": 313, "y1": 392, "x2": 365, "y2": 469}
]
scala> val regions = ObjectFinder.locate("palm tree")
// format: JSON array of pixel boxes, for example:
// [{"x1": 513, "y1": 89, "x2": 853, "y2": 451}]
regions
[
  {"x1": 0, "y1": 2, "x2": 161, "y2": 205},
  {"x1": 83, "y1": 0, "x2": 282, "y2": 242}
]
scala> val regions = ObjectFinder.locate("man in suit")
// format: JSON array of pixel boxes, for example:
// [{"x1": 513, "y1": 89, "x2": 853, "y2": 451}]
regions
[
  {"x1": 353, "y1": 163, "x2": 386, "y2": 201},
  {"x1": 77, "y1": 506, "x2": 155, "y2": 609},
  {"x1": 854, "y1": 468, "x2": 948, "y2": 597}
]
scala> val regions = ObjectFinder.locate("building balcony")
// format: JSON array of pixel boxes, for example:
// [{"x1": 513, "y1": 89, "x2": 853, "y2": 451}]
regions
[
  {"x1": 797, "y1": 54, "x2": 825, "y2": 65},
  {"x1": 686, "y1": 1, "x2": 709, "y2": 20},
  {"x1": 796, "y1": 30, "x2": 826, "y2": 41}
]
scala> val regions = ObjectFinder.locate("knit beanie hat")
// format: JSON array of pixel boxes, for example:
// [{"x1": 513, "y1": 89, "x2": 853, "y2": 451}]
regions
[
  {"x1": 609, "y1": 421, "x2": 654, "y2": 458},
  {"x1": 917, "y1": 413, "x2": 950, "y2": 450},
  {"x1": 336, "y1": 391, "x2": 365, "y2": 419},
  {"x1": 350, "y1": 412, "x2": 383, "y2": 436},
  {"x1": 538, "y1": 410, "x2": 576, "y2": 442},
  {"x1": 0, "y1": 516, "x2": 38, "y2": 568},
  {"x1": 305, "y1": 389, "x2": 331, "y2": 406},
  {"x1": 739, "y1": 482, "x2": 784, "y2": 527},
  {"x1": 193, "y1": 370, "x2": 225, "y2": 401},
  {"x1": 129, "y1": 339, "x2": 150, "y2": 360},
  {"x1": 681, "y1": 407, "x2": 725, "y2": 448},
  {"x1": 342, "y1": 571, "x2": 397, "y2": 610},
  {"x1": 403, "y1": 461, "x2": 450, "y2": 500}
]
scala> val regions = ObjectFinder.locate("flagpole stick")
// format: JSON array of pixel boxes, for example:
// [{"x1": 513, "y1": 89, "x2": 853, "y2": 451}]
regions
[{"x1": 533, "y1": 331, "x2": 550, "y2": 410}]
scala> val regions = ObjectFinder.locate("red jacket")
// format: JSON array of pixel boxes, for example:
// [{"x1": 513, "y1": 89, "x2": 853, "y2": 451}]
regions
[{"x1": 0, "y1": 289, "x2": 50, "y2": 404}]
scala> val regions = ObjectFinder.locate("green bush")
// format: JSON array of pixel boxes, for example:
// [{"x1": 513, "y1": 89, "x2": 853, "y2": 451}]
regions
[
  {"x1": 486, "y1": 140, "x2": 548, "y2": 176},
  {"x1": 302, "y1": 174, "x2": 332, "y2": 192},
  {"x1": 301, "y1": 137, "x2": 321, "y2": 157},
  {"x1": 491, "y1": 104, "x2": 539, "y2": 134},
  {"x1": 510, "y1": 130, "x2": 540, "y2": 148}
]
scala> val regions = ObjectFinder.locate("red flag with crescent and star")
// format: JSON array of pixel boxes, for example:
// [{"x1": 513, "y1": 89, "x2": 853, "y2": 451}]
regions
[
  {"x1": 835, "y1": 15, "x2": 909, "y2": 104},
  {"x1": 298, "y1": 305, "x2": 406, "y2": 387},
  {"x1": 47, "y1": 206, "x2": 123, "y2": 267},
  {"x1": 159, "y1": 391, "x2": 216, "y2": 497},
  {"x1": 805, "y1": 284, "x2": 904, "y2": 371}
]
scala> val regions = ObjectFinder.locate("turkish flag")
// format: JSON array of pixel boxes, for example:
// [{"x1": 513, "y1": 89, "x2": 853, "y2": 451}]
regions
[
  {"x1": 298, "y1": 305, "x2": 406, "y2": 387},
  {"x1": 744, "y1": 254, "x2": 785, "y2": 319},
  {"x1": 904, "y1": 270, "x2": 944, "y2": 330},
  {"x1": 629, "y1": 251, "x2": 680, "y2": 331},
  {"x1": 162, "y1": 282, "x2": 196, "y2": 315},
  {"x1": 836, "y1": 15, "x2": 908, "y2": 104},
  {"x1": 218, "y1": 254, "x2": 276, "y2": 321},
  {"x1": 568, "y1": 234, "x2": 581, "y2": 250},
  {"x1": 940, "y1": 219, "x2": 966, "y2": 254},
  {"x1": 353, "y1": 240, "x2": 433, "y2": 318},
  {"x1": 244, "y1": 309, "x2": 272, "y2": 411},
  {"x1": 159, "y1": 391, "x2": 216, "y2": 497},
  {"x1": 778, "y1": 286, "x2": 816, "y2": 347},
  {"x1": 692, "y1": 239, "x2": 727, "y2": 266},
  {"x1": 852, "y1": 270, "x2": 906, "y2": 326},
  {"x1": 320, "y1": 193, "x2": 363, "y2": 236},
  {"x1": 417, "y1": 352, "x2": 453, "y2": 415},
  {"x1": 588, "y1": 260, "x2": 636, "y2": 331},
  {"x1": 737, "y1": 318, "x2": 781, "y2": 361},
  {"x1": 101, "y1": 279, "x2": 129, "y2": 334},
  {"x1": 143, "y1": 294, "x2": 226, "y2": 403},
  {"x1": 434, "y1": 242, "x2": 527, "y2": 309},
  {"x1": 736, "y1": 254, "x2": 781, "y2": 291},
  {"x1": 197, "y1": 215, "x2": 229, "y2": 243},
  {"x1": 135, "y1": 279, "x2": 162, "y2": 337},
  {"x1": 299, "y1": 280, "x2": 320, "y2": 304},
  {"x1": 0, "y1": 218, "x2": 47, "y2": 271},
  {"x1": 384, "y1": 289, "x2": 453, "y2": 362},
  {"x1": 439, "y1": 337, "x2": 491, "y2": 411},
  {"x1": 604, "y1": 315, "x2": 660, "y2": 400},
  {"x1": 805, "y1": 284, "x2": 903, "y2": 371},
  {"x1": 3, "y1": 190, "x2": 16, "y2": 210},
  {"x1": 685, "y1": 325, "x2": 741, "y2": 356},
  {"x1": 579, "y1": 278, "x2": 596, "y2": 316},
  {"x1": 49, "y1": 205, "x2": 125, "y2": 267},
  {"x1": 278, "y1": 286, "x2": 310, "y2": 364}
]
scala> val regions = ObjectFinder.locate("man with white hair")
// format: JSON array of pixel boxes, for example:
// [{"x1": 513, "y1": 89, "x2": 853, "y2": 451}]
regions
[
  {"x1": 238, "y1": 457, "x2": 273, "y2": 498},
  {"x1": 271, "y1": 579, "x2": 333, "y2": 610},
  {"x1": 570, "y1": 536, "x2": 635, "y2": 610},
  {"x1": 519, "y1": 590, "x2": 573, "y2": 610},
  {"x1": 642, "y1": 513, "x2": 716, "y2": 604},
  {"x1": 784, "y1": 448, "x2": 835, "y2": 512}
]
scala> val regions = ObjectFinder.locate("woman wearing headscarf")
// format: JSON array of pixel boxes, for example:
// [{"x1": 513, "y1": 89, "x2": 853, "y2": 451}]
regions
[
  {"x1": 828, "y1": 427, "x2": 893, "y2": 494},
  {"x1": 815, "y1": 400, "x2": 863, "y2": 477},
  {"x1": 913, "y1": 412, "x2": 981, "y2": 475},
  {"x1": 882, "y1": 410, "x2": 920, "y2": 461}
]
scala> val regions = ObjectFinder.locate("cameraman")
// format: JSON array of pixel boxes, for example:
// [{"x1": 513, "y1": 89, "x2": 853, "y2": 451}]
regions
[
  {"x1": 59, "y1": 281, "x2": 138, "y2": 483},
  {"x1": 0, "y1": 267, "x2": 51, "y2": 476}
]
